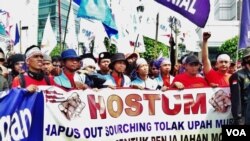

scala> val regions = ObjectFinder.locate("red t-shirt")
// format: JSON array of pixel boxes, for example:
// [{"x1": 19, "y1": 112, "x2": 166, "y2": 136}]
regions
[
  {"x1": 172, "y1": 73, "x2": 208, "y2": 88},
  {"x1": 12, "y1": 73, "x2": 55, "y2": 88},
  {"x1": 204, "y1": 69, "x2": 231, "y2": 87},
  {"x1": 162, "y1": 75, "x2": 171, "y2": 87}
]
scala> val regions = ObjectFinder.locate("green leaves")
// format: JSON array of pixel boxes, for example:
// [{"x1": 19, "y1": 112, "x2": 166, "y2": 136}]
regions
[{"x1": 218, "y1": 36, "x2": 242, "y2": 61}]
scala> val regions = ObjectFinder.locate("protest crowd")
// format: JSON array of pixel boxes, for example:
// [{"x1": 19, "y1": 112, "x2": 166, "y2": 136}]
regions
[{"x1": 0, "y1": 32, "x2": 250, "y2": 126}]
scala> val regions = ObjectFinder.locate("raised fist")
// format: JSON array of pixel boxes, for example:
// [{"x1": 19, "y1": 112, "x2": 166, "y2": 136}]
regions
[{"x1": 203, "y1": 32, "x2": 211, "y2": 41}]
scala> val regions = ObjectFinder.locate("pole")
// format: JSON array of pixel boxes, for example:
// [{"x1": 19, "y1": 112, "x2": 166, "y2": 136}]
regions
[
  {"x1": 153, "y1": 13, "x2": 159, "y2": 59},
  {"x1": 58, "y1": 0, "x2": 62, "y2": 52},
  {"x1": 19, "y1": 21, "x2": 22, "y2": 53},
  {"x1": 174, "y1": 23, "x2": 178, "y2": 65},
  {"x1": 133, "y1": 34, "x2": 140, "y2": 53},
  {"x1": 63, "y1": 0, "x2": 73, "y2": 51}
]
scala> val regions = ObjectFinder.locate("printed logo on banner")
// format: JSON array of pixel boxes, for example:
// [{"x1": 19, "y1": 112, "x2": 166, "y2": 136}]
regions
[
  {"x1": 222, "y1": 125, "x2": 250, "y2": 140},
  {"x1": 44, "y1": 89, "x2": 85, "y2": 120}
]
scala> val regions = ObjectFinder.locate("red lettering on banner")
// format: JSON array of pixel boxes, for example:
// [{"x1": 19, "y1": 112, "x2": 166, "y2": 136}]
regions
[
  {"x1": 162, "y1": 95, "x2": 181, "y2": 115},
  {"x1": 143, "y1": 94, "x2": 161, "y2": 115},
  {"x1": 183, "y1": 93, "x2": 206, "y2": 114},
  {"x1": 88, "y1": 95, "x2": 106, "y2": 119},
  {"x1": 87, "y1": 93, "x2": 207, "y2": 119},
  {"x1": 125, "y1": 94, "x2": 143, "y2": 116}
]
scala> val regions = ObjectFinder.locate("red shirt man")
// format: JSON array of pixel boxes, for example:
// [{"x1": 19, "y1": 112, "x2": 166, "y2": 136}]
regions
[
  {"x1": 202, "y1": 32, "x2": 231, "y2": 87},
  {"x1": 172, "y1": 55, "x2": 208, "y2": 89},
  {"x1": 12, "y1": 45, "x2": 55, "y2": 92}
]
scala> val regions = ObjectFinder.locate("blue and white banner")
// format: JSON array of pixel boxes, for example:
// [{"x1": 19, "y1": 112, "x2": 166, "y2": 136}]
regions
[{"x1": 0, "y1": 88, "x2": 44, "y2": 141}]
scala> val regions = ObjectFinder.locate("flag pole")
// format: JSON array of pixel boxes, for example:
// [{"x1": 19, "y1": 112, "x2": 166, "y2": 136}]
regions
[
  {"x1": 58, "y1": 0, "x2": 62, "y2": 53},
  {"x1": 236, "y1": 0, "x2": 243, "y2": 68},
  {"x1": 19, "y1": 21, "x2": 22, "y2": 53},
  {"x1": 133, "y1": 34, "x2": 140, "y2": 53},
  {"x1": 153, "y1": 12, "x2": 159, "y2": 59},
  {"x1": 62, "y1": 0, "x2": 73, "y2": 51}
]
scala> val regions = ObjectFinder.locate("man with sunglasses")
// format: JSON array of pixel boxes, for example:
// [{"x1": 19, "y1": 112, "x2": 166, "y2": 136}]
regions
[
  {"x1": 230, "y1": 47, "x2": 250, "y2": 125},
  {"x1": 202, "y1": 32, "x2": 231, "y2": 87},
  {"x1": 171, "y1": 55, "x2": 208, "y2": 89}
]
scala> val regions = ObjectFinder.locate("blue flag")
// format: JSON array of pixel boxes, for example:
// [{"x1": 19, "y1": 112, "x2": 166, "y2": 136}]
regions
[
  {"x1": 0, "y1": 89, "x2": 44, "y2": 141},
  {"x1": 239, "y1": 0, "x2": 250, "y2": 49},
  {"x1": 14, "y1": 23, "x2": 20, "y2": 45},
  {"x1": 155, "y1": 0, "x2": 210, "y2": 27},
  {"x1": 77, "y1": 0, "x2": 118, "y2": 37}
]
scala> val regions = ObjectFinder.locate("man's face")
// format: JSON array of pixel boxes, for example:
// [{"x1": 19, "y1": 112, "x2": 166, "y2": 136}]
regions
[
  {"x1": 127, "y1": 56, "x2": 137, "y2": 64},
  {"x1": 185, "y1": 62, "x2": 200, "y2": 76},
  {"x1": 216, "y1": 60, "x2": 230, "y2": 72},
  {"x1": 137, "y1": 64, "x2": 149, "y2": 76},
  {"x1": 160, "y1": 63, "x2": 171, "y2": 74},
  {"x1": 64, "y1": 58, "x2": 80, "y2": 72},
  {"x1": 42, "y1": 60, "x2": 53, "y2": 75},
  {"x1": 26, "y1": 53, "x2": 43, "y2": 71},
  {"x1": 99, "y1": 59, "x2": 111, "y2": 72},
  {"x1": 113, "y1": 61, "x2": 126, "y2": 73}
]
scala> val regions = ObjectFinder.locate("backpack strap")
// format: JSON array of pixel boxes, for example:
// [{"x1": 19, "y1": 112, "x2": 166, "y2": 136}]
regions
[{"x1": 18, "y1": 73, "x2": 26, "y2": 88}]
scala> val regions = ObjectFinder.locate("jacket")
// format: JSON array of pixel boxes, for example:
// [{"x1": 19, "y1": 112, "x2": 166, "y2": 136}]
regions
[{"x1": 229, "y1": 68, "x2": 250, "y2": 125}]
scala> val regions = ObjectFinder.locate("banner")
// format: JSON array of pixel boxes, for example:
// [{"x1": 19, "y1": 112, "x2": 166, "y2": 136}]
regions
[
  {"x1": 0, "y1": 88, "x2": 44, "y2": 141},
  {"x1": 42, "y1": 86, "x2": 232, "y2": 141},
  {"x1": 239, "y1": 0, "x2": 250, "y2": 49},
  {"x1": 155, "y1": 0, "x2": 210, "y2": 27}
]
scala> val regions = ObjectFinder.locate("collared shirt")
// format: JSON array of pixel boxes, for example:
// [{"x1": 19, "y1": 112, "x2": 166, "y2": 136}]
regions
[
  {"x1": 131, "y1": 76, "x2": 158, "y2": 90},
  {"x1": 103, "y1": 74, "x2": 131, "y2": 87},
  {"x1": 155, "y1": 74, "x2": 174, "y2": 88}
]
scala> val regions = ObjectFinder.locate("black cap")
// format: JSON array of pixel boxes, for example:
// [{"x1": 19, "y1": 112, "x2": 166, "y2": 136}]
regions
[
  {"x1": 98, "y1": 52, "x2": 111, "y2": 64},
  {"x1": 185, "y1": 55, "x2": 200, "y2": 64}
]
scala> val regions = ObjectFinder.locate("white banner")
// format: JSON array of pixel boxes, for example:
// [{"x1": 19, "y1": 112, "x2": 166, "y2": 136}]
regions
[{"x1": 41, "y1": 86, "x2": 232, "y2": 141}]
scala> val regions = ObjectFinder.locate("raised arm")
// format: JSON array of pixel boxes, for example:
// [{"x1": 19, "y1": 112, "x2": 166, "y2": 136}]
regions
[{"x1": 202, "y1": 32, "x2": 212, "y2": 74}]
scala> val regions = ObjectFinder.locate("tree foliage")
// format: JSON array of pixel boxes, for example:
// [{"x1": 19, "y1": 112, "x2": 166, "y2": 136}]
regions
[
  {"x1": 218, "y1": 36, "x2": 242, "y2": 61},
  {"x1": 140, "y1": 36, "x2": 169, "y2": 61},
  {"x1": 50, "y1": 44, "x2": 61, "y2": 57}
]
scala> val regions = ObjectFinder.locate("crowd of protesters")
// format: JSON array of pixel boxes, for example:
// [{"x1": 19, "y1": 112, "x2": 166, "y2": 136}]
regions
[{"x1": 0, "y1": 32, "x2": 250, "y2": 125}]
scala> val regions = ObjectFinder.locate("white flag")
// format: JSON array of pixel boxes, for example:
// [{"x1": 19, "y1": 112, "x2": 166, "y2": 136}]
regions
[
  {"x1": 183, "y1": 30, "x2": 201, "y2": 52},
  {"x1": 65, "y1": 6, "x2": 78, "y2": 51},
  {"x1": 41, "y1": 14, "x2": 57, "y2": 54}
]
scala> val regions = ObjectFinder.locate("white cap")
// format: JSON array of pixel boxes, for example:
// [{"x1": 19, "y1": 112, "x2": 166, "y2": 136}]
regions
[
  {"x1": 136, "y1": 58, "x2": 148, "y2": 69},
  {"x1": 81, "y1": 58, "x2": 96, "y2": 69}
]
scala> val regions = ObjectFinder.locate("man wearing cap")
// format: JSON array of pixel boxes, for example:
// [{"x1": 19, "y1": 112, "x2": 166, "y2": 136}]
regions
[
  {"x1": 155, "y1": 57, "x2": 174, "y2": 91},
  {"x1": 125, "y1": 53, "x2": 139, "y2": 80},
  {"x1": 171, "y1": 55, "x2": 208, "y2": 89},
  {"x1": 130, "y1": 58, "x2": 158, "y2": 90},
  {"x1": 103, "y1": 53, "x2": 131, "y2": 88},
  {"x1": 54, "y1": 49, "x2": 88, "y2": 90},
  {"x1": 97, "y1": 52, "x2": 111, "y2": 77},
  {"x1": 12, "y1": 45, "x2": 55, "y2": 93},
  {"x1": 42, "y1": 54, "x2": 54, "y2": 77},
  {"x1": 202, "y1": 32, "x2": 231, "y2": 87},
  {"x1": 229, "y1": 47, "x2": 250, "y2": 125}
]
